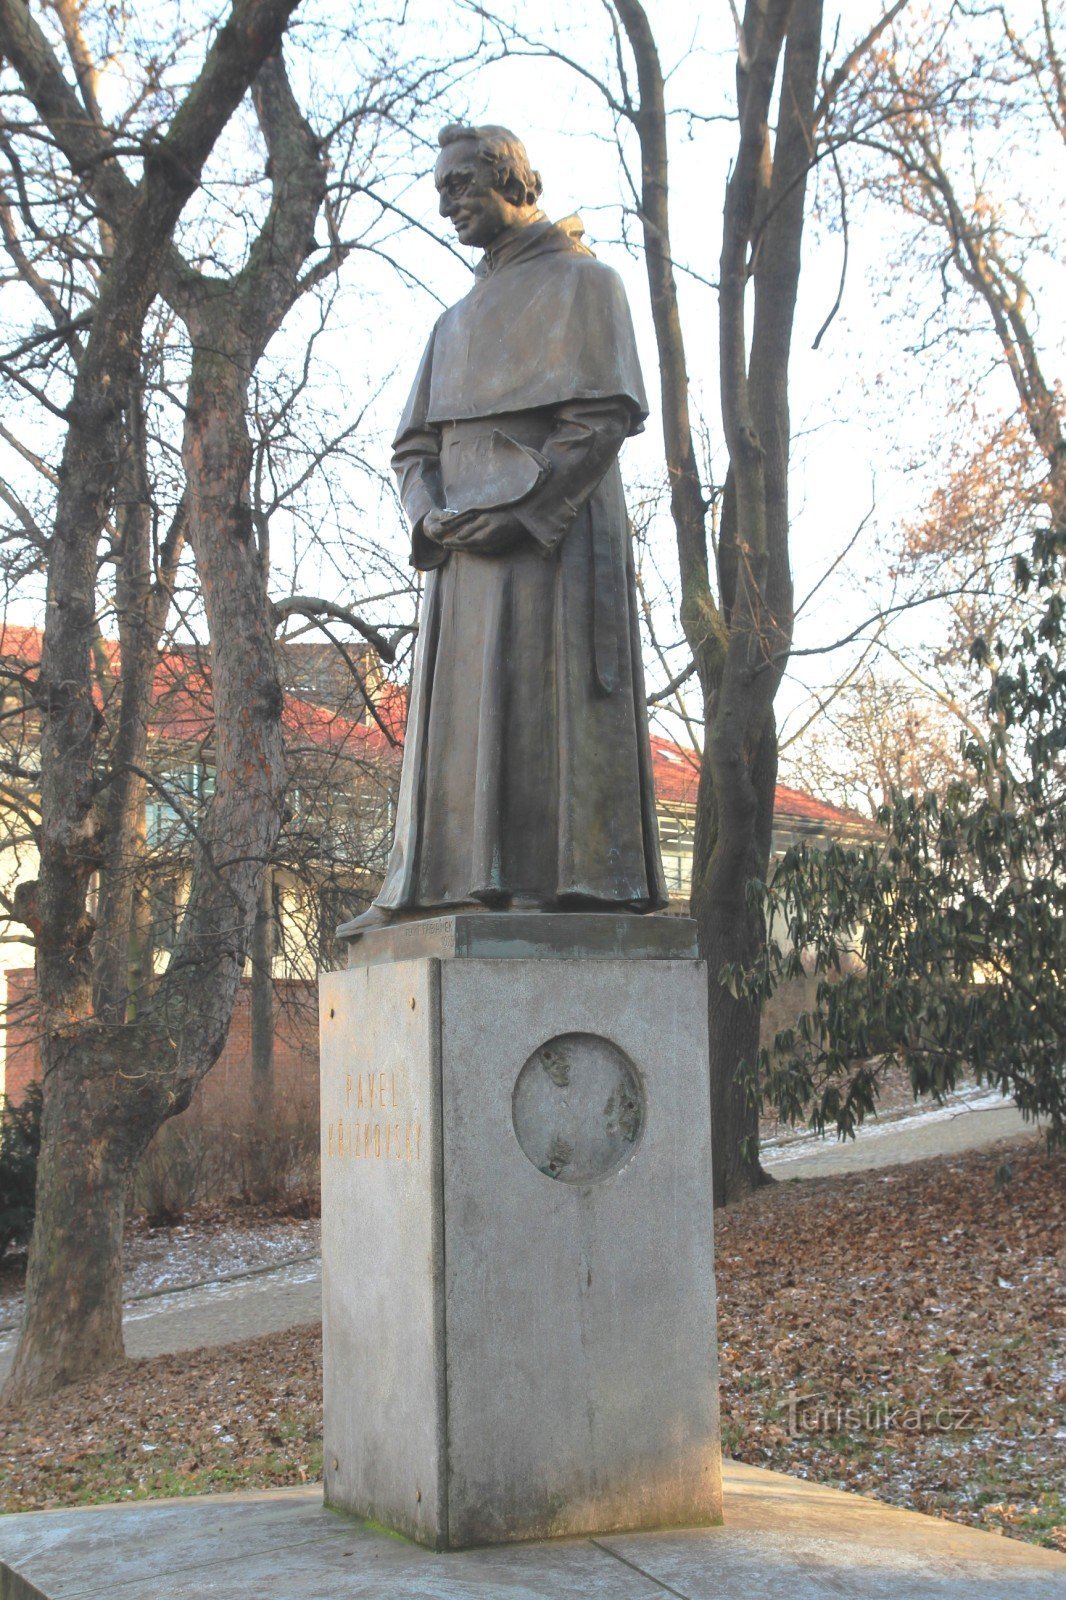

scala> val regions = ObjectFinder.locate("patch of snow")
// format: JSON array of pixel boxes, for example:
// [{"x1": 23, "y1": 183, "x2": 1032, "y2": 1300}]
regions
[
  {"x1": 124, "y1": 1218, "x2": 320, "y2": 1299},
  {"x1": 0, "y1": 1218, "x2": 321, "y2": 1331},
  {"x1": 762, "y1": 1085, "x2": 1020, "y2": 1164},
  {"x1": 121, "y1": 1257, "x2": 322, "y2": 1325}
]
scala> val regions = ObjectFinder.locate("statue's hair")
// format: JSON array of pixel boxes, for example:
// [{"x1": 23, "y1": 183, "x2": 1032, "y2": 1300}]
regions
[{"x1": 437, "y1": 122, "x2": 543, "y2": 207}]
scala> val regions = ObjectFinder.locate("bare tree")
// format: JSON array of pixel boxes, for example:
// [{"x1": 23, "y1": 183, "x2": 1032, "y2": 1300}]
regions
[
  {"x1": 460, "y1": 0, "x2": 907, "y2": 1201},
  {"x1": 784, "y1": 1, "x2": 1066, "y2": 811},
  {"x1": 750, "y1": 3, "x2": 1065, "y2": 1149},
  {"x1": 779, "y1": 666, "x2": 966, "y2": 815},
  {"x1": 0, "y1": 0, "x2": 431, "y2": 1398},
  {"x1": 607, "y1": 0, "x2": 837, "y2": 1201},
  {"x1": 824, "y1": 1, "x2": 1064, "y2": 524},
  {"x1": 0, "y1": 0, "x2": 307, "y2": 1400}
]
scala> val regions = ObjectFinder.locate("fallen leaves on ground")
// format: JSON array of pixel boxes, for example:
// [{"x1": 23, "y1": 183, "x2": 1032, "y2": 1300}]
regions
[
  {"x1": 717, "y1": 1133, "x2": 1065, "y2": 1550},
  {"x1": 0, "y1": 1135, "x2": 1061, "y2": 1550},
  {"x1": 0, "y1": 1327, "x2": 322, "y2": 1510}
]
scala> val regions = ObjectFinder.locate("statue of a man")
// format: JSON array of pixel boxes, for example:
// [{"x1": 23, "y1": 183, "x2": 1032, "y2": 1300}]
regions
[{"x1": 358, "y1": 123, "x2": 667, "y2": 925}]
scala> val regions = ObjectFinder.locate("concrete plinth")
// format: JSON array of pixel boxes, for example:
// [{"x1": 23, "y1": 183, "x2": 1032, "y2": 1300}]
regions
[{"x1": 319, "y1": 914, "x2": 721, "y2": 1549}]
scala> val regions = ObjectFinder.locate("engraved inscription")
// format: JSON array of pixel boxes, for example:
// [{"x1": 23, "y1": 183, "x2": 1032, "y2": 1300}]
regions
[
  {"x1": 326, "y1": 1116, "x2": 423, "y2": 1163},
  {"x1": 381, "y1": 916, "x2": 452, "y2": 949},
  {"x1": 512, "y1": 1032, "x2": 645, "y2": 1183},
  {"x1": 345, "y1": 1069, "x2": 399, "y2": 1110},
  {"x1": 326, "y1": 1066, "x2": 422, "y2": 1163}
]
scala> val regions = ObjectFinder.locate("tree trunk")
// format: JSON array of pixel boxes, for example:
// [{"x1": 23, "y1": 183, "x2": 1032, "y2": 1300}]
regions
[
  {"x1": 695, "y1": 710, "x2": 779, "y2": 1203},
  {"x1": 8, "y1": 307, "x2": 291, "y2": 1399},
  {"x1": 0, "y1": 0, "x2": 302, "y2": 1404},
  {"x1": 611, "y1": 0, "x2": 824, "y2": 1201},
  {"x1": 4, "y1": 1036, "x2": 159, "y2": 1392},
  {"x1": 696, "y1": 1, "x2": 823, "y2": 1204},
  {"x1": 93, "y1": 390, "x2": 183, "y2": 1024},
  {"x1": 250, "y1": 868, "x2": 276, "y2": 1200}
]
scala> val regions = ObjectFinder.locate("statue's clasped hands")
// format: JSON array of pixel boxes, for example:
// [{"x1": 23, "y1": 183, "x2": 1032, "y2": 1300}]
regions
[{"x1": 425, "y1": 505, "x2": 525, "y2": 556}]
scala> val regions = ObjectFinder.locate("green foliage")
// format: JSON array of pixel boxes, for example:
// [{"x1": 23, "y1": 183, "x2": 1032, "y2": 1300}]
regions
[
  {"x1": 0, "y1": 1082, "x2": 42, "y2": 1262},
  {"x1": 743, "y1": 526, "x2": 1065, "y2": 1148}
]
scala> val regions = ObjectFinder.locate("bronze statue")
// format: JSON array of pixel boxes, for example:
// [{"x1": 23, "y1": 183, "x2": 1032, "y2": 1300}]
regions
[{"x1": 356, "y1": 123, "x2": 666, "y2": 926}]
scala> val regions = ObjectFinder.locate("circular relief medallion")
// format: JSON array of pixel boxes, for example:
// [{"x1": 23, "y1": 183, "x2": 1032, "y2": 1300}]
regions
[{"x1": 511, "y1": 1032, "x2": 646, "y2": 1183}]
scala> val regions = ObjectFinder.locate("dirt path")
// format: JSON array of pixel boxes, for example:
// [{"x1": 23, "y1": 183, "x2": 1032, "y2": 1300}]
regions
[{"x1": 0, "y1": 1090, "x2": 1040, "y2": 1383}]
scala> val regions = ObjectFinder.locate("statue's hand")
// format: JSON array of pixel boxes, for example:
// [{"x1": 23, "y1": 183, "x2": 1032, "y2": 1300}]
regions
[
  {"x1": 423, "y1": 507, "x2": 451, "y2": 544},
  {"x1": 440, "y1": 509, "x2": 526, "y2": 555}
]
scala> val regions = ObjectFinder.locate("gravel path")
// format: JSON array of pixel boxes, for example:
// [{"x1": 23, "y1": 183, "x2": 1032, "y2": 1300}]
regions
[{"x1": 0, "y1": 1087, "x2": 1039, "y2": 1384}]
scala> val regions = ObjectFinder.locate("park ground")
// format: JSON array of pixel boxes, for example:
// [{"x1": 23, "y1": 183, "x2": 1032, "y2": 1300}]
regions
[{"x1": 0, "y1": 1129, "x2": 1062, "y2": 1551}]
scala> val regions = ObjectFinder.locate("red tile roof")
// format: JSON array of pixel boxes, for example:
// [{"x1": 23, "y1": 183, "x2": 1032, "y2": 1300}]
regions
[
  {"x1": 649, "y1": 733, "x2": 701, "y2": 803},
  {"x1": 648, "y1": 732, "x2": 862, "y2": 830},
  {"x1": 772, "y1": 782, "x2": 864, "y2": 827},
  {"x1": 0, "y1": 624, "x2": 394, "y2": 758},
  {"x1": 1, "y1": 626, "x2": 862, "y2": 829}
]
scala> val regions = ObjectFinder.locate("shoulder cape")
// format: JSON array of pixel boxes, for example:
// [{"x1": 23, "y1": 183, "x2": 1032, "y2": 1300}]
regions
[{"x1": 395, "y1": 220, "x2": 648, "y2": 442}]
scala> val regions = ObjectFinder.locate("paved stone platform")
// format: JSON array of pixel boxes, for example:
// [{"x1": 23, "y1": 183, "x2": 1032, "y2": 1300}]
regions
[{"x1": 1, "y1": 1460, "x2": 1062, "y2": 1598}]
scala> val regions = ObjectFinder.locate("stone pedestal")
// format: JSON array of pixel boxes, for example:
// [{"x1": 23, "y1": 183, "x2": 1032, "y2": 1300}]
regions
[{"x1": 319, "y1": 914, "x2": 722, "y2": 1550}]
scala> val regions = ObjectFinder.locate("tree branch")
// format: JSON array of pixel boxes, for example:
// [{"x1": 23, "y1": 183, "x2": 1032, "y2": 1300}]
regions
[{"x1": 273, "y1": 593, "x2": 412, "y2": 663}]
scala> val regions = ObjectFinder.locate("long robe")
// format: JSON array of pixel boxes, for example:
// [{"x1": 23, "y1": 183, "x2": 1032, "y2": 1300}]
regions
[{"x1": 374, "y1": 216, "x2": 667, "y2": 913}]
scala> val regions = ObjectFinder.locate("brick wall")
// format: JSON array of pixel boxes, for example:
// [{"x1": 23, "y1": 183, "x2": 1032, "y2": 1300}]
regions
[
  {"x1": 3, "y1": 969, "x2": 40, "y2": 1107},
  {"x1": 2, "y1": 968, "x2": 320, "y2": 1131}
]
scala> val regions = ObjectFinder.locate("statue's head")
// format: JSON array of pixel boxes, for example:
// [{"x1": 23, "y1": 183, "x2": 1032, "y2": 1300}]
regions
[{"x1": 435, "y1": 123, "x2": 543, "y2": 249}]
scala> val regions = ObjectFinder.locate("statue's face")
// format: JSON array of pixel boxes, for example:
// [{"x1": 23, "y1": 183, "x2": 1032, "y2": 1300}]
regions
[{"x1": 435, "y1": 141, "x2": 525, "y2": 249}]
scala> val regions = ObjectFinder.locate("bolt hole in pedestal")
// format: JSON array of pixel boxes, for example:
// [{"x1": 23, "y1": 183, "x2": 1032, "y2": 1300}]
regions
[{"x1": 512, "y1": 1032, "x2": 646, "y2": 1183}]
